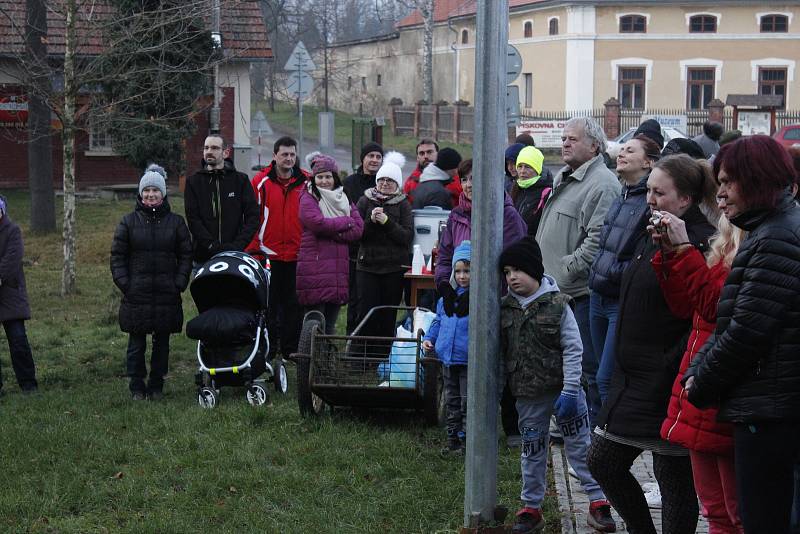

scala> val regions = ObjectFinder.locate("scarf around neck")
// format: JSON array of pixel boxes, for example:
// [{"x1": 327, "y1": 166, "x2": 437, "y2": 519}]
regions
[
  {"x1": 312, "y1": 183, "x2": 351, "y2": 218},
  {"x1": 458, "y1": 192, "x2": 472, "y2": 213},
  {"x1": 516, "y1": 174, "x2": 541, "y2": 189}
]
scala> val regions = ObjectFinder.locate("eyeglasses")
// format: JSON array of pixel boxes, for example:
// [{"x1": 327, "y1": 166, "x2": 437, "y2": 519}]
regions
[{"x1": 377, "y1": 177, "x2": 395, "y2": 184}]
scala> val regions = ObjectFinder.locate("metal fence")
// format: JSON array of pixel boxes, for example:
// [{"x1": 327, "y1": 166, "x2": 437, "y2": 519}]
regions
[
  {"x1": 393, "y1": 106, "x2": 415, "y2": 136},
  {"x1": 389, "y1": 104, "x2": 474, "y2": 143},
  {"x1": 520, "y1": 108, "x2": 605, "y2": 129}
]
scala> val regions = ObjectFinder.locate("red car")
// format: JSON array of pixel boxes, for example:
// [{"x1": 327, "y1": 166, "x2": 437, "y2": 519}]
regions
[{"x1": 773, "y1": 124, "x2": 800, "y2": 150}]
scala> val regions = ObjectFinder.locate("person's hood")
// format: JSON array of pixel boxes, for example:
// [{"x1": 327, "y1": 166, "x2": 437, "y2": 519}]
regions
[
  {"x1": 419, "y1": 164, "x2": 450, "y2": 183},
  {"x1": 508, "y1": 274, "x2": 559, "y2": 307}
]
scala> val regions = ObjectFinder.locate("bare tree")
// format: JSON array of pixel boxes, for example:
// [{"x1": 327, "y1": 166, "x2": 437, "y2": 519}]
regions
[
  {"x1": 1, "y1": 0, "x2": 219, "y2": 295},
  {"x1": 398, "y1": 0, "x2": 433, "y2": 103}
]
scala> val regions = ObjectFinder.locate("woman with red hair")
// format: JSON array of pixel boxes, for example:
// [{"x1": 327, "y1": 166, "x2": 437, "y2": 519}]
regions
[{"x1": 685, "y1": 135, "x2": 800, "y2": 533}]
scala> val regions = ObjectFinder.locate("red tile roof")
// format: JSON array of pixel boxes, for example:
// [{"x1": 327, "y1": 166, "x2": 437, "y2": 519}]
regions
[
  {"x1": 398, "y1": 0, "x2": 548, "y2": 28},
  {"x1": 0, "y1": 0, "x2": 271, "y2": 60}
]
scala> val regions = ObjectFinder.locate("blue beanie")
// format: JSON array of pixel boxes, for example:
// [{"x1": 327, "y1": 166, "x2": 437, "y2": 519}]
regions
[
  {"x1": 505, "y1": 143, "x2": 526, "y2": 162},
  {"x1": 453, "y1": 240, "x2": 471, "y2": 266}
]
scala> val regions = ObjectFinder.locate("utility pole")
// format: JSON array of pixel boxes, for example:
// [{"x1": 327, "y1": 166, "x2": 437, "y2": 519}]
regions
[
  {"x1": 463, "y1": 0, "x2": 508, "y2": 529},
  {"x1": 210, "y1": 0, "x2": 221, "y2": 133}
]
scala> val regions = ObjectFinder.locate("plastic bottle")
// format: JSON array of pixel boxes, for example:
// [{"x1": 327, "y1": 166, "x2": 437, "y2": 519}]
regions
[{"x1": 411, "y1": 244, "x2": 424, "y2": 275}]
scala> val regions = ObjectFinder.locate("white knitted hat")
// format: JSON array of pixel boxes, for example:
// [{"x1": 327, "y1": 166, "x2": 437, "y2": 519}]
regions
[{"x1": 375, "y1": 151, "x2": 406, "y2": 189}]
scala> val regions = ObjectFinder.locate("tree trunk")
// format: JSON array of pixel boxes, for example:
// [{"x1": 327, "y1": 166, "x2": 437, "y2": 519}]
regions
[
  {"x1": 421, "y1": 0, "x2": 434, "y2": 103},
  {"x1": 61, "y1": 0, "x2": 77, "y2": 296},
  {"x1": 26, "y1": 0, "x2": 56, "y2": 233}
]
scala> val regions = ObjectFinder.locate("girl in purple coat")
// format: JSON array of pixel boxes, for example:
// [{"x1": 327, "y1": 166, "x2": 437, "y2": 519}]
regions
[{"x1": 296, "y1": 155, "x2": 364, "y2": 334}]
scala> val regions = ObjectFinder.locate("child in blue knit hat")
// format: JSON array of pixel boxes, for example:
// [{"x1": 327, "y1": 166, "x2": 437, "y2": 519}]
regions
[{"x1": 422, "y1": 240, "x2": 471, "y2": 454}]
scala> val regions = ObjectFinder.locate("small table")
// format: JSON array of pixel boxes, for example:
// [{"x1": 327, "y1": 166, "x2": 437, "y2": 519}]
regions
[{"x1": 404, "y1": 272, "x2": 436, "y2": 308}]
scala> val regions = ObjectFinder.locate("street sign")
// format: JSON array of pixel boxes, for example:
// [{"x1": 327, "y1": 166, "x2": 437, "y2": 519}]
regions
[
  {"x1": 284, "y1": 41, "x2": 316, "y2": 72},
  {"x1": 286, "y1": 71, "x2": 314, "y2": 100},
  {"x1": 506, "y1": 44, "x2": 522, "y2": 85},
  {"x1": 506, "y1": 85, "x2": 520, "y2": 127}
]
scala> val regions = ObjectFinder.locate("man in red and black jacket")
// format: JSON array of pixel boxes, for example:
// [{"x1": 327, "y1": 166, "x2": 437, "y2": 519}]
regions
[{"x1": 246, "y1": 136, "x2": 310, "y2": 359}]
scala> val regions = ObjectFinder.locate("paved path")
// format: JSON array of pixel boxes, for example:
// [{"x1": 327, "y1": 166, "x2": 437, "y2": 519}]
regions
[{"x1": 551, "y1": 445, "x2": 709, "y2": 533}]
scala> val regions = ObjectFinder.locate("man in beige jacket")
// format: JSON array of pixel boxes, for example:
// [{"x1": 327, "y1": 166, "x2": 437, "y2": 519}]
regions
[{"x1": 535, "y1": 117, "x2": 621, "y2": 427}]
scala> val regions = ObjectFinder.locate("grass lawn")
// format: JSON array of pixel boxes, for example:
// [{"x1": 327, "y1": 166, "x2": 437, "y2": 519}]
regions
[
  {"x1": 254, "y1": 100, "x2": 475, "y2": 162},
  {"x1": 0, "y1": 190, "x2": 561, "y2": 533}
]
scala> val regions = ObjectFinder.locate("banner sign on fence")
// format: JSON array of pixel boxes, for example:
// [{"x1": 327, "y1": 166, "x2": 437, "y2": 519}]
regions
[
  {"x1": 516, "y1": 119, "x2": 568, "y2": 148},
  {"x1": 640, "y1": 114, "x2": 687, "y2": 133}
]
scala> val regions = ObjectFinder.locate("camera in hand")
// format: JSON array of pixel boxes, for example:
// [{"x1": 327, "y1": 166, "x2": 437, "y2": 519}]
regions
[{"x1": 649, "y1": 210, "x2": 665, "y2": 233}]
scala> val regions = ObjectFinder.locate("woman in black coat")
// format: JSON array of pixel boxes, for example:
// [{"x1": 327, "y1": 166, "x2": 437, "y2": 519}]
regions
[
  {"x1": 587, "y1": 154, "x2": 718, "y2": 534},
  {"x1": 354, "y1": 151, "x2": 413, "y2": 340},
  {"x1": 685, "y1": 136, "x2": 800, "y2": 533},
  {"x1": 0, "y1": 196, "x2": 37, "y2": 394},
  {"x1": 110, "y1": 165, "x2": 192, "y2": 400}
]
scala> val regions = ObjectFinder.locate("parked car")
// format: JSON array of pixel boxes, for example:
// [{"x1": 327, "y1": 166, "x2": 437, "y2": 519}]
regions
[
  {"x1": 773, "y1": 124, "x2": 800, "y2": 150},
  {"x1": 607, "y1": 126, "x2": 687, "y2": 151}
]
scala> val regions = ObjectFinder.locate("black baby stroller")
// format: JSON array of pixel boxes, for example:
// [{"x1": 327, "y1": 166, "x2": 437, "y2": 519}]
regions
[{"x1": 186, "y1": 251, "x2": 288, "y2": 408}]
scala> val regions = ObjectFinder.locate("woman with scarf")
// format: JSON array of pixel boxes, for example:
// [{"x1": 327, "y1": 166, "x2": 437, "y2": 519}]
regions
[
  {"x1": 296, "y1": 155, "x2": 364, "y2": 335},
  {"x1": 354, "y1": 151, "x2": 414, "y2": 340},
  {"x1": 511, "y1": 145, "x2": 553, "y2": 237},
  {"x1": 110, "y1": 165, "x2": 192, "y2": 401}
]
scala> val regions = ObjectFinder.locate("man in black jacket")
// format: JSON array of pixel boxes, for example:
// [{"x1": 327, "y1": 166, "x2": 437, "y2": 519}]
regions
[{"x1": 184, "y1": 135, "x2": 260, "y2": 264}]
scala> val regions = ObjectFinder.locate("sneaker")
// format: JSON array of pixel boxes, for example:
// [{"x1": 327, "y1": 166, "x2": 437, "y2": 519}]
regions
[
  {"x1": 512, "y1": 507, "x2": 544, "y2": 534},
  {"x1": 644, "y1": 485, "x2": 662, "y2": 509},
  {"x1": 587, "y1": 500, "x2": 616, "y2": 532},
  {"x1": 549, "y1": 416, "x2": 563, "y2": 445},
  {"x1": 568, "y1": 466, "x2": 578, "y2": 480},
  {"x1": 148, "y1": 390, "x2": 163, "y2": 401},
  {"x1": 131, "y1": 391, "x2": 146, "y2": 401}
]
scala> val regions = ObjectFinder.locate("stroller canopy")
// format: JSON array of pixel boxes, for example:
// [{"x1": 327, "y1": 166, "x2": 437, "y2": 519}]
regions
[{"x1": 191, "y1": 251, "x2": 269, "y2": 313}]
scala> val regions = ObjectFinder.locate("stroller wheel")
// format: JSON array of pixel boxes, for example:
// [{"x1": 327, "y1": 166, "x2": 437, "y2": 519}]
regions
[
  {"x1": 198, "y1": 387, "x2": 218, "y2": 409},
  {"x1": 275, "y1": 360, "x2": 289, "y2": 394},
  {"x1": 246, "y1": 383, "x2": 269, "y2": 406}
]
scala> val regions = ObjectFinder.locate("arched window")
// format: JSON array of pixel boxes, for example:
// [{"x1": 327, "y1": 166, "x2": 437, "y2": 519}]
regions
[
  {"x1": 761, "y1": 14, "x2": 789, "y2": 33},
  {"x1": 689, "y1": 15, "x2": 717, "y2": 33},
  {"x1": 548, "y1": 18, "x2": 558, "y2": 35},
  {"x1": 523, "y1": 20, "x2": 533, "y2": 38},
  {"x1": 461, "y1": 29, "x2": 468, "y2": 44},
  {"x1": 619, "y1": 14, "x2": 646, "y2": 33}
]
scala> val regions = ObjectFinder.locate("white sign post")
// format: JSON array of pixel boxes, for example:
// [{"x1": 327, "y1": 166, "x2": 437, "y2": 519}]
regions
[{"x1": 284, "y1": 41, "x2": 316, "y2": 160}]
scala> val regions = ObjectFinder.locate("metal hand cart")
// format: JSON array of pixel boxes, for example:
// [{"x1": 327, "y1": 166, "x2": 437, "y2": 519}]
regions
[{"x1": 290, "y1": 306, "x2": 445, "y2": 424}]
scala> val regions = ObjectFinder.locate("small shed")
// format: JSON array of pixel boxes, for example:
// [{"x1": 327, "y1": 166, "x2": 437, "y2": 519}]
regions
[{"x1": 726, "y1": 94, "x2": 784, "y2": 135}]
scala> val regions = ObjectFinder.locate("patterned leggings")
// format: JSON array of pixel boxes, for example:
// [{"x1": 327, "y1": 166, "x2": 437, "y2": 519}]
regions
[{"x1": 587, "y1": 433, "x2": 699, "y2": 534}]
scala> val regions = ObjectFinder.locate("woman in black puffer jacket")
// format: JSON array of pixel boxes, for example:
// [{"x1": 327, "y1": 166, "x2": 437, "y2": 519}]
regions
[
  {"x1": 685, "y1": 135, "x2": 800, "y2": 534},
  {"x1": 588, "y1": 154, "x2": 718, "y2": 534},
  {"x1": 110, "y1": 165, "x2": 192, "y2": 400},
  {"x1": 354, "y1": 151, "x2": 413, "y2": 341}
]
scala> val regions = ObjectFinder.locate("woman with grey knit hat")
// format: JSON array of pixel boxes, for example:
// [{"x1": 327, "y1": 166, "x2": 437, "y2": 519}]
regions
[{"x1": 110, "y1": 164, "x2": 192, "y2": 400}]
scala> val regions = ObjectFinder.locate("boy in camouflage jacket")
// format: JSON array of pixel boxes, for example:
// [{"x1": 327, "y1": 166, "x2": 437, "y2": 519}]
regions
[{"x1": 499, "y1": 237, "x2": 615, "y2": 534}]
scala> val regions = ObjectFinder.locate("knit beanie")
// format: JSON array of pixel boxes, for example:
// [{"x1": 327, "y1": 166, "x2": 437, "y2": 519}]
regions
[
  {"x1": 634, "y1": 119, "x2": 664, "y2": 149},
  {"x1": 139, "y1": 164, "x2": 167, "y2": 196},
  {"x1": 505, "y1": 143, "x2": 526, "y2": 162},
  {"x1": 311, "y1": 154, "x2": 338, "y2": 176},
  {"x1": 499, "y1": 236, "x2": 544, "y2": 282},
  {"x1": 375, "y1": 151, "x2": 406, "y2": 189},
  {"x1": 661, "y1": 138, "x2": 706, "y2": 160},
  {"x1": 453, "y1": 240, "x2": 472, "y2": 266},
  {"x1": 435, "y1": 147, "x2": 462, "y2": 171},
  {"x1": 360, "y1": 142, "x2": 384, "y2": 163},
  {"x1": 515, "y1": 146, "x2": 544, "y2": 175}
]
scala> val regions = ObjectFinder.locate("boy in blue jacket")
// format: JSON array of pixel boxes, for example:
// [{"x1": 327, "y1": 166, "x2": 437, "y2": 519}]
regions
[
  {"x1": 422, "y1": 240, "x2": 471, "y2": 454},
  {"x1": 499, "y1": 237, "x2": 615, "y2": 533}
]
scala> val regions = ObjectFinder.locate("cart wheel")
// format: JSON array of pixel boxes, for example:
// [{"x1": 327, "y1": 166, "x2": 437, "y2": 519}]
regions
[
  {"x1": 423, "y1": 361, "x2": 446, "y2": 426},
  {"x1": 274, "y1": 360, "x2": 289, "y2": 394},
  {"x1": 198, "y1": 387, "x2": 218, "y2": 409},
  {"x1": 297, "y1": 318, "x2": 326, "y2": 416},
  {"x1": 246, "y1": 383, "x2": 269, "y2": 406}
]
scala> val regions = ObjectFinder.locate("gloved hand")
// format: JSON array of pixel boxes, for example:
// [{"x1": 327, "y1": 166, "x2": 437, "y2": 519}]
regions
[
  {"x1": 438, "y1": 282, "x2": 457, "y2": 316},
  {"x1": 454, "y1": 289, "x2": 469, "y2": 317},
  {"x1": 553, "y1": 390, "x2": 579, "y2": 420}
]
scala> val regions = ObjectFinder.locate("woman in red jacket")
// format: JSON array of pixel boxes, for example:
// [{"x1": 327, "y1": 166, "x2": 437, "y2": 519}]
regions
[{"x1": 651, "y1": 211, "x2": 744, "y2": 534}]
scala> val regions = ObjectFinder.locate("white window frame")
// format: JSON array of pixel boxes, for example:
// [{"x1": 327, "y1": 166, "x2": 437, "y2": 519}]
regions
[
  {"x1": 615, "y1": 12, "x2": 650, "y2": 31},
  {"x1": 547, "y1": 16, "x2": 560, "y2": 35},
  {"x1": 87, "y1": 123, "x2": 115, "y2": 155},
  {"x1": 752, "y1": 58, "x2": 795, "y2": 107},
  {"x1": 756, "y1": 11, "x2": 793, "y2": 27},
  {"x1": 685, "y1": 12, "x2": 721, "y2": 31},
  {"x1": 611, "y1": 58, "x2": 652, "y2": 110},
  {"x1": 522, "y1": 19, "x2": 534, "y2": 38}
]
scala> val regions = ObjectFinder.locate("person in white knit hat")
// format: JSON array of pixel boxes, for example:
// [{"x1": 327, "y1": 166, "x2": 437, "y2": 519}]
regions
[{"x1": 353, "y1": 151, "x2": 413, "y2": 343}]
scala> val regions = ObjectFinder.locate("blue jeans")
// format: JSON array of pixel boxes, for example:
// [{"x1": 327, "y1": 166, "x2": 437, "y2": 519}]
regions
[
  {"x1": 516, "y1": 390, "x2": 605, "y2": 508},
  {"x1": 573, "y1": 295, "x2": 600, "y2": 428},
  {"x1": 589, "y1": 292, "x2": 619, "y2": 405},
  {"x1": 0, "y1": 319, "x2": 37, "y2": 391}
]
